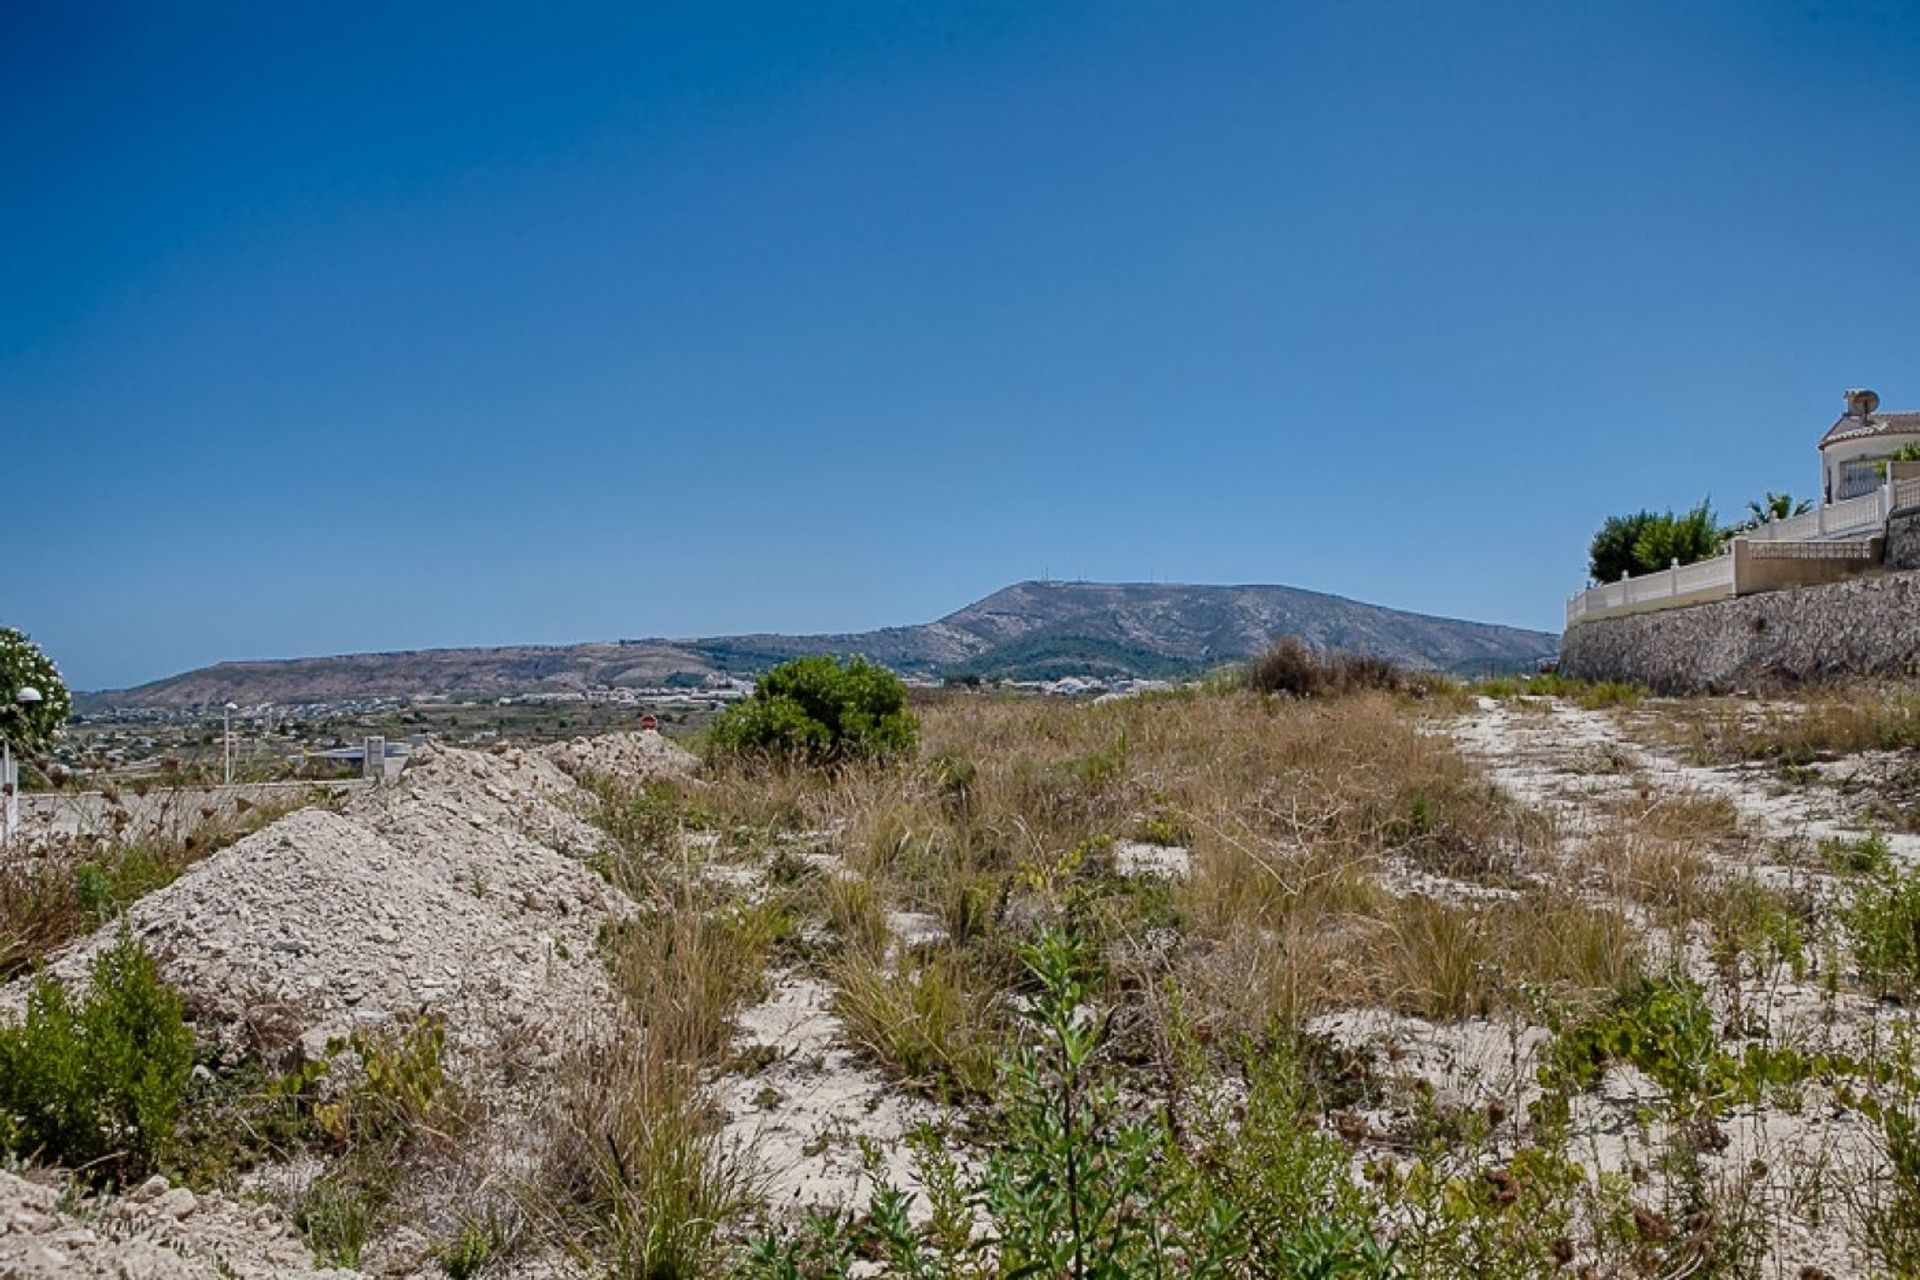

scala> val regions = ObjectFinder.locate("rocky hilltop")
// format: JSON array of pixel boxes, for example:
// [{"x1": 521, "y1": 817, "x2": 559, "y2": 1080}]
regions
[{"x1": 87, "y1": 581, "x2": 1556, "y2": 708}]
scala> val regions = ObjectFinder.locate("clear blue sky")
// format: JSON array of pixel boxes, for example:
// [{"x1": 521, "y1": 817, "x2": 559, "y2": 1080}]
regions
[{"x1": 6, "y1": 2, "x2": 1918, "y2": 690}]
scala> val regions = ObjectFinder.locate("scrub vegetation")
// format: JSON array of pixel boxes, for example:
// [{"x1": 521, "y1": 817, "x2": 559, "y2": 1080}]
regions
[{"x1": 6, "y1": 645, "x2": 1920, "y2": 1277}]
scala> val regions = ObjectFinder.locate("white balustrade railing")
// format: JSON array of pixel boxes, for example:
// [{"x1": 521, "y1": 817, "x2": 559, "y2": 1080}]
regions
[
  {"x1": 1565, "y1": 474, "x2": 1909, "y2": 627},
  {"x1": 1827, "y1": 489, "x2": 1887, "y2": 533},
  {"x1": 1565, "y1": 553, "x2": 1734, "y2": 626},
  {"x1": 1743, "y1": 489, "x2": 1887, "y2": 542},
  {"x1": 1742, "y1": 508, "x2": 1822, "y2": 542},
  {"x1": 1673, "y1": 557, "x2": 1733, "y2": 591}
]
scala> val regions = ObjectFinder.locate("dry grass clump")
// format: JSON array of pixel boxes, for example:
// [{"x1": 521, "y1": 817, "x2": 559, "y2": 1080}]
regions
[
  {"x1": 1587, "y1": 791, "x2": 1742, "y2": 924},
  {"x1": 1373, "y1": 892, "x2": 1642, "y2": 1020},
  {"x1": 1590, "y1": 829, "x2": 1713, "y2": 918},
  {"x1": 822, "y1": 870, "x2": 890, "y2": 954},
  {"x1": 1183, "y1": 914, "x2": 1378, "y2": 1035},
  {"x1": 1611, "y1": 790, "x2": 1742, "y2": 842},
  {"x1": 1242, "y1": 635, "x2": 1450, "y2": 699},
  {"x1": 692, "y1": 689, "x2": 1575, "y2": 1047},
  {"x1": 1650, "y1": 684, "x2": 1920, "y2": 766},
  {"x1": 538, "y1": 1029, "x2": 760, "y2": 1277},
  {"x1": 533, "y1": 780, "x2": 783, "y2": 1276},
  {"x1": 607, "y1": 881, "x2": 780, "y2": 1065},
  {"x1": 832, "y1": 947, "x2": 1001, "y2": 1099},
  {"x1": 1187, "y1": 884, "x2": 1642, "y2": 1032}
]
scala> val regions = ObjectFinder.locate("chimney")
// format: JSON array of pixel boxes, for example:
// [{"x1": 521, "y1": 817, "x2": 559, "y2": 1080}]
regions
[{"x1": 1845, "y1": 388, "x2": 1881, "y2": 418}]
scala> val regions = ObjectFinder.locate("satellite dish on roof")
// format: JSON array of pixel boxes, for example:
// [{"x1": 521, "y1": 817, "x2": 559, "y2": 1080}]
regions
[{"x1": 1846, "y1": 388, "x2": 1881, "y2": 417}]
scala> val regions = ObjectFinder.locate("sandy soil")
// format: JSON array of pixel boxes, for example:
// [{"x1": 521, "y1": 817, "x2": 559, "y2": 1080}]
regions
[{"x1": 1437, "y1": 696, "x2": 1907, "y2": 1278}]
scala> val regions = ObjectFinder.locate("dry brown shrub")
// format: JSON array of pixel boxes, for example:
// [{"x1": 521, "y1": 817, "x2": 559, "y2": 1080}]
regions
[{"x1": 1242, "y1": 636, "x2": 1428, "y2": 698}]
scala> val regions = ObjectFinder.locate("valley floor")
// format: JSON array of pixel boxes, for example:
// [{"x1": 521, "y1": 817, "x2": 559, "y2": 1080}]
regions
[{"x1": 6, "y1": 681, "x2": 1920, "y2": 1277}]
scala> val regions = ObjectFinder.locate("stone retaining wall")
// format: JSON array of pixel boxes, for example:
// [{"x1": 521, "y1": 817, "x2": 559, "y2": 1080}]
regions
[
  {"x1": 1888, "y1": 508, "x2": 1920, "y2": 572},
  {"x1": 1560, "y1": 568, "x2": 1920, "y2": 693}
]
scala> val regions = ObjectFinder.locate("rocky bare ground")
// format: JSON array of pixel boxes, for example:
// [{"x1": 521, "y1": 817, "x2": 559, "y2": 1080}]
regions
[
  {"x1": 1433, "y1": 696, "x2": 1919, "y2": 1278},
  {"x1": 0, "y1": 1170, "x2": 362, "y2": 1280},
  {"x1": 540, "y1": 728, "x2": 699, "y2": 791},
  {"x1": 1455, "y1": 696, "x2": 1920, "y2": 861},
  {"x1": 4, "y1": 743, "x2": 625, "y2": 1069},
  {"x1": 717, "y1": 970, "x2": 946, "y2": 1215},
  {"x1": 0, "y1": 737, "x2": 670, "y2": 1278}
]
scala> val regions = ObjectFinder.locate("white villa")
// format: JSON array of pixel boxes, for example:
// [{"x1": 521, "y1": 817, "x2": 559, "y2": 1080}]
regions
[
  {"x1": 1568, "y1": 387, "x2": 1920, "y2": 626},
  {"x1": 1822, "y1": 387, "x2": 1920, "y2": 502}
]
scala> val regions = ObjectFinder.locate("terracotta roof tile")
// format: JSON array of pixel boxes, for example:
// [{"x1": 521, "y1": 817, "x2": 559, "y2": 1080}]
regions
[{"x1": 1820, "y1": 411, "x2": 1920, "y2": 448}]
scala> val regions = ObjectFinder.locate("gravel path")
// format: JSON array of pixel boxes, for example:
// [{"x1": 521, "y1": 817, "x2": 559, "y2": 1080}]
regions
[
  {"x1": 1444, "y1": 695, "x2": 1903, "y2": 1279},
  {"x1": 1452, "y1": 695, "x2": 1920, "y2": 860}
]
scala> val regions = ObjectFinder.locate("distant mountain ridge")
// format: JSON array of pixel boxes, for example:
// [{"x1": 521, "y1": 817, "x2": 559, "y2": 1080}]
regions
[{"x1": 84, "y1": 581, "x2": 1557, "y2": 709}]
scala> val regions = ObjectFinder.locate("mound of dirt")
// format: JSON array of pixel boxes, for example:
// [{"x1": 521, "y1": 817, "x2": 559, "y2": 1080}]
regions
[
  {"x1": 5, "y1": 743, "x2": 625, "y2": 1071},
  {"x1": 541, "y1": 730, "x2": 699, "y2": 789},
  {"x1": 0, "y1": 1170, "x2": 361, "y2": 1279}
]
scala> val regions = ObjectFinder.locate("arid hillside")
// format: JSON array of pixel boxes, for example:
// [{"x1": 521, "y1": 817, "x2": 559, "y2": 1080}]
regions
[{"x1": 84, "y1": 580, "x2": 1556, "y2": 709}]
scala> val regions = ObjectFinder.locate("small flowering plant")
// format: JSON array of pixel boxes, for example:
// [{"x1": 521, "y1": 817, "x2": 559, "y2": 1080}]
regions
[{"x1": 0, "y1": 627, "x2": 72, "y2": 755}]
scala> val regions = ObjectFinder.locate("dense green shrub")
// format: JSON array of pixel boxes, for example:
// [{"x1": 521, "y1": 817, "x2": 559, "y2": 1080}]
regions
[
  {"x1": 1587, "y1": 502, "x2": 1727, "y2": 583},
  {"x1": 0, "y1": 930, "x2": 195, "y2": 1180},
  {"x1": 1587, "y1": 509, "x2": 1660, "y2": 583},
  {"x1": 1634, "y1": 501, "x2": 1726, "y2": 571},
  {"x1": 709, "y1": 656, "x2": 918, "y2": 764}
]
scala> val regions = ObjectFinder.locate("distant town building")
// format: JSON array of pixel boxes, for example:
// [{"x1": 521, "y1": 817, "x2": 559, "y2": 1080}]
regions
[{"x1": 319, "y1": 734, "x2": 420, "y2": 779}]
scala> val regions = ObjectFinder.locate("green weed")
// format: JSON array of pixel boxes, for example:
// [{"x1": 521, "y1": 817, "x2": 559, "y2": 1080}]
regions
[
  {"x1": 0, "y1": 929, "x2": 194, "y2": 1181},
  {"x1": 1846, "y1": 860, "x2": 1920, "y2": 1000}
]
